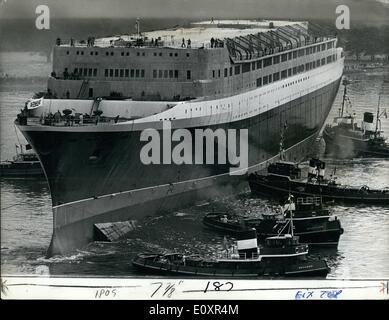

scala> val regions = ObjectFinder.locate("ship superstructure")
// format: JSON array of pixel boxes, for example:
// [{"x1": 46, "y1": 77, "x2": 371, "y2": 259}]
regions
[{"x1": 16, "y1": 20, "x2": 344, "y2": 256}]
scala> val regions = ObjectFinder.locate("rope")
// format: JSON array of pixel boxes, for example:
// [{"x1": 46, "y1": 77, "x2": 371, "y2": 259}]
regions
[{"x1": 1, "y1": 202, "x2": 25, "y2": 211}]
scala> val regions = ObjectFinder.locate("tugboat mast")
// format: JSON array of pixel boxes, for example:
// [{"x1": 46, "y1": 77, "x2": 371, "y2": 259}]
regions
[
  {"x1": 374, "y1": 84, "x2": 388, "y2": 137},
  {"x1": 279, "y1": 121, "x2": 288, "y2": 161},
  {"x1": 375, "y1": 94, "x2": 381, "y2": 136},
  {"x1": 289, "y1": 195, "x2": 295, "y2": 237},
  {"x1": 340, "y1": 82, "x2": 347, "y2": 117}
]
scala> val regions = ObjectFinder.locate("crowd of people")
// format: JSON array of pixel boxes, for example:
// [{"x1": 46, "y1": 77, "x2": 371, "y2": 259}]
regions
[{"x1": 40, "y1": 110, "x2": 86, "y2": 126}]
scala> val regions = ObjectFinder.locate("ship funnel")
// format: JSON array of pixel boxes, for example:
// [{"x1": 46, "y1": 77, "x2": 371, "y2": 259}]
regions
[
  {"x1": 362, "y1": 112, "x2": 375, "y2": 133},
  {"x1": 236, "y1": 228, "x2": 258, "y2": 257},
  {"x1": 308, "y1": 158, "x2": 317, "y2": 179}
]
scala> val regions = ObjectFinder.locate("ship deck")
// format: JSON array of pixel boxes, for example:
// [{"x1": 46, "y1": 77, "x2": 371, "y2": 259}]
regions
[{"x1": 59, "y1": 20, "x2": 305, "y2": 49}]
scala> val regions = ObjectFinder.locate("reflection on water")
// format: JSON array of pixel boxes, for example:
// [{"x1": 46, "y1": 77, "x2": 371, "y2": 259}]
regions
[
  {"x1": 1, "y1": 53, "x2": 389, "y2": 279},
  {"x1": 1, "y1": 177, "x2": 52, "y2": 274}
]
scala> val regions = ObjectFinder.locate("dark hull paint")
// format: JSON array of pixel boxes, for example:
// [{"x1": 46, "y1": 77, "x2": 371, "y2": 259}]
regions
[
  {"x1": 132, "y1": 258, "x2": 330, "y2": 278},
  {"x1": 19, "y1": 78, "x2": 341, "y2": 256},
  {"x1": 203, "y1": 216, "x2": 343, "y2": 246},
  {"x1": 249, "y1": 175, "x2": 389, "y2": 204}
]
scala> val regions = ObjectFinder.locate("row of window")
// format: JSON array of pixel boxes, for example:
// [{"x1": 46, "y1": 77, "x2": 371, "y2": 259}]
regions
[
  {"x1": 178, "y1": 75, "x2": 312, "y2": 119},
  {"x1": 67, "y1": 50, "x2": 190, "y2": 58},
  {"x1": 101, "y1": 68, "x2": 192, "y2": 79},
  {"x1": 152, "y1": 69, "x2": 191, "y2": 80},
  {"x1": 152, "y1": 69, "x2": 179, "y2": 79},
  {"x1": 211, "y1": 41, "x2": 336, "y2": 79},
  {"x1": 260, "y1": 41, "x2": 334, "y2": 68},
  {"x1": 68, "y1": 51, "x2": 336, "y2": 81},
  {"x1": 256, "y1": 54, "x2": 336, "y2": 87},
  {"x1": 74, "y1": 68, "x2": 97, "y2": 77},
  {"x1": 104, "y1": 68, "x2": 145, "y2": 78}
]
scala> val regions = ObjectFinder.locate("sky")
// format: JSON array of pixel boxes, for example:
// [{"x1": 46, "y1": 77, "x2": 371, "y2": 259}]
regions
[{"x1": 0, "y1": 0, "x2": 388, "y2": 22}]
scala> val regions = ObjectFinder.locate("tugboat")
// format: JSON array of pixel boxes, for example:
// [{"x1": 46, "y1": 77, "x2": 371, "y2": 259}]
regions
[
  {"x1": 322, "y1": 79, "x2": 389, "y2": 158},
  {"x1": 203, "y1": 196, "x2": 344, "y2": 247},
  {"x1": 248, "y1": 158, "x2": 389, "y2": 204},
  {"x1": 132, "y1": 226, "x2": 330, "y2": 278},
  {"x1": 0, "y1": 144, "x2": 44, "y2": 177}
]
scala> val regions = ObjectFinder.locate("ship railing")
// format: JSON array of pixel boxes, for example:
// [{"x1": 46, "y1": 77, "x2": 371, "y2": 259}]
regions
[
  {"x1": 217, "y1": 251, "x2": 259, "y2": 260},
  {"x1": 296, "y1": 196, "x2": 322, "y2": 205},
  {"x1": 228, "y1": 34, "x2": 334, "y2": 62},
  {"x1": 25, "y1": 115, "x2": 133, "y2": 127},
  {"x1": 56, "y1": 37, "x2": 223, "y2": 50},
  {"x1": 57, "y1": 39, "x2": 94, "y2": 47},
  {"x1": 238, "y1": 252, "x2": 259, "y2": 260},
  {"x1": 51, "y1": 75, "x2": 90, "y2": 81}
]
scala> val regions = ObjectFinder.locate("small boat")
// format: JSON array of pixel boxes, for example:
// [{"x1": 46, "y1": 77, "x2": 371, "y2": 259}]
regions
[
  {"x1": 0, "y1": 144, "x2": 44, "y2": 177},
  {"x1": 132, "y1": 227, "x2": 330, "y2": 278},
  {"x1": 203, "y1": 196, "x2": 344, "y2": 247},
  {"x1": 322, "y1": 79, "x2": 389, "y2": 158},
  {"x1": 248, "y1": 158, "x2": 389, "y2": 204}
]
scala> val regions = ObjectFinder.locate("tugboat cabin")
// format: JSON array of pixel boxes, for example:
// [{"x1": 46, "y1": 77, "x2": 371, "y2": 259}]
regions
[
  {"x1": 267, "y1": 161, "x2": 301, "y2": 178},
  {"x1": 265, "y1": 234, "x2": 299, "y2": 247}
]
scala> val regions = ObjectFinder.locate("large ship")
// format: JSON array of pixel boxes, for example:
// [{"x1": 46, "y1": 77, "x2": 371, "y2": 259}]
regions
[{"x1": 15, "y1": 20, "x2": 344, "y2": 256}]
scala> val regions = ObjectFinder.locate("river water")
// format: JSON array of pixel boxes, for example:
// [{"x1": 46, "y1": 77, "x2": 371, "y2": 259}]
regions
[{"x1": 1, "y1": 52, "x2": 389, "y2": 279}]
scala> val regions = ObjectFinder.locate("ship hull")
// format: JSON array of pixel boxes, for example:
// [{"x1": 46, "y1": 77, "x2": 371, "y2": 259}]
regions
[{"x1": 19, "y1": 77, "x2": 342, "y2": 256}]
